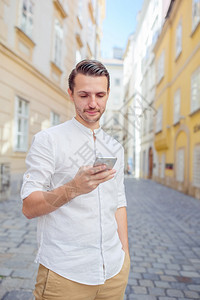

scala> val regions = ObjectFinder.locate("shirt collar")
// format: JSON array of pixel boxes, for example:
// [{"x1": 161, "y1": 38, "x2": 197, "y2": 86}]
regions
[{"x1": 72, "y1": 117, "x2": 102, "y2": 136}]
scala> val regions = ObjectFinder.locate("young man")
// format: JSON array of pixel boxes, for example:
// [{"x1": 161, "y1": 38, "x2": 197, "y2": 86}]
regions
[{"x1": 21, "y1": 60, "x2": 130, "y2": 300}]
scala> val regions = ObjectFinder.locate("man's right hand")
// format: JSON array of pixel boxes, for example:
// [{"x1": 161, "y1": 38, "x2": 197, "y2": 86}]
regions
[
  {"x1": 22, "y1": 165, "x2": 116, "y2": 219},
  {"x1": 71, "y1": 165, "x2": 116, "y2": 196}
]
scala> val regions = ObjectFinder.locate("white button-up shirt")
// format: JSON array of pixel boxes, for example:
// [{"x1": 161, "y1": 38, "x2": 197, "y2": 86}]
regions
[{"x1": 21, "y1": 118, "x2": 127, "y2": 285}]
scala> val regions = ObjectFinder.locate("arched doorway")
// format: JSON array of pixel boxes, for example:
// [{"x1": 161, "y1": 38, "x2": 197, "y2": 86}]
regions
[{"x1": 148, "y1": 147, "x2": 153, "y2": 179}]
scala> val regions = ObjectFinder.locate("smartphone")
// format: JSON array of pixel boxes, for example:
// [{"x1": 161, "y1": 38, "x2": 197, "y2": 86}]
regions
[{"x1": 93, "y1": 156, "x2": 117, "y2": 170}]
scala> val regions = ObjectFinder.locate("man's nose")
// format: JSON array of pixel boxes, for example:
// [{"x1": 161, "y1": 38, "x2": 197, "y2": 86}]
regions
[{"x1": 88, "y1": 95, "x2": 97, "y2": 108}]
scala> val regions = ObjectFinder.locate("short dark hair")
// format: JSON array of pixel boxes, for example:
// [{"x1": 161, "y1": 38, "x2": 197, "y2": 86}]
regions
[{"x1": 68, "y1": 59, "x2": 110, "y2": 93}]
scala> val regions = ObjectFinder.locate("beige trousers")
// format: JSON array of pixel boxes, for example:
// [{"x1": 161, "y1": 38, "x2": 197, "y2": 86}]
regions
[{"x1": 34, "y1": 253, "x2": 130, "y2": 300}]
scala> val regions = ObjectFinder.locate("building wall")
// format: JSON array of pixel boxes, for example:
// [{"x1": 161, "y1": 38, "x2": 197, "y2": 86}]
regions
[
  {"x1": 153, "y1": 0, "x2": 200, "y2": 199},
  {"x1": 0, "y1": 0, "x2": 105, "y2": 200},
  {"x1": 101, "y1": 59, "x2": 124, "y2": 146},
  {"x1": 123, "y1": 0, "x2": 171, "y2": 178}
]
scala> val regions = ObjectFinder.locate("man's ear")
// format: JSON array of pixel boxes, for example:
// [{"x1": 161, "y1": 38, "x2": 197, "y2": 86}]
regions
[{"x1": 68, "y1": 88, "x2": 73, "y2": 102}]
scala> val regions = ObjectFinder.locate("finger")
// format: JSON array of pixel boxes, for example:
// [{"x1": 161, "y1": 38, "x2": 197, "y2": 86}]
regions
[
  {"x1": 93, "y1": 173, "x2": 116, "y2": 185},
  {"x1": 93, "y1": 169, "x2": 116, "y2": 180},
  {"x1": 89, "y1": 165, "x2": 107, "y2": 175}
]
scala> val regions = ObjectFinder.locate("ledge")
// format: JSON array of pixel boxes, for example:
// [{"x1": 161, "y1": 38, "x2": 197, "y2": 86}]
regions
[
  {"x1": 51, "y1": 61, "x2": 63, "y2": 76},
  {"x1": 154, "y1": 131, "x2": 169, "y2": 151},
  {"x1": 189, "y1": 107, "x2": 200, "y2": 117},
  {"x1": 76, "y1": 33, "x2": 83, "y2": 48},
  {"x1": 173, "y1": 120, "x2": 180, "y2": 126},
  {"x1": 77, "y1": 16, "x2": 83, "y2": 29},
  {"x1": 87, "y1": 43, "x2": 92, "y2": 58},
  {"x1": 175, "y1": 50, "x2": 182, "y2": 62},
  {"x1": 53, "y1": 0, "x2": 68, "y2": 18},
  {"x1": 191, "y1": 20, "x2": 200, "y2": 37},
  {"x1": 15, "y1": 26, "x2": 35, "y2": 48}
]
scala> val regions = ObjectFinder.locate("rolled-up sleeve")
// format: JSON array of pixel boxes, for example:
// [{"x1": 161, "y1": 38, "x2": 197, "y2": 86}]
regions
[
  {"x1": 116, "y1": 146, "x2": 127, "y2": 208},
  {"x1": 21, "y1": 131, "x2": 55, "y2": 200}
]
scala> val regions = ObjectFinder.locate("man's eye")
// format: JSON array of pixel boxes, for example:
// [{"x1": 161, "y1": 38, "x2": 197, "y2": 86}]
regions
[
  {"x1": 80, "y1": 95, "x2": 87, "y2": 98},
  {"x1": 97, "y1": 94, "x2": 104, "y2": 98}
]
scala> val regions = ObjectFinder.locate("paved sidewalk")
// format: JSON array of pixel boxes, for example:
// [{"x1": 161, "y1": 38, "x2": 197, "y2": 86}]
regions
[
  {"x1": 0, "y1": 199, "x2": 37, "y2": 299},
  {"x1": 0, "y1": 178, "x2": 200, "y2": 299}
]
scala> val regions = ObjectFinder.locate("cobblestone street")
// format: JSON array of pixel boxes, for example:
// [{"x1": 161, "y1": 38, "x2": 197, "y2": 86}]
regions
[
  {"x1": 125, "y1": 178, "x2": 200, "y2": 300},
  {"x1": 0, "y1": 178, "x2": 200, "y2": 299}
]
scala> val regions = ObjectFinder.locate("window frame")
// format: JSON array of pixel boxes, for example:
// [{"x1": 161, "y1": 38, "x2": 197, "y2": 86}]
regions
[
  {"x1": 175, "y1": 19, "x2": 182, "y2": 59},
  {"x1": 176, "y1": 148, "x2": 185, "y2": 182},
  {"x1": 192, "y1": 0, "x2": 200, "y2": 32},
  {"x1": 174, "y1": 89, "x2": 181, "y2": 124},
  {"x1": 193, "y1": 144, "x2": 200, "y2": 188},
  {"x1": 191, "y1": 66, "x2": 200, "y2": 114},
  {"x1": 19, "y1": 0, "x2": 34, "y2": 38},
  {"x1": 155, "y1": 105, "x2": 163, "y2": 133},
  {"x1": 53, "y1": 19, "x2": 63, "y2": 68},
  {"x1": 50, "y1": 111, "x2": 60, "y2": 127},
  {"x1": 157, "y1": 50, "x2": 165, "y2": 84},
  {"x1": 14, "y1": 96, "x2": 29, "y2": 152}
]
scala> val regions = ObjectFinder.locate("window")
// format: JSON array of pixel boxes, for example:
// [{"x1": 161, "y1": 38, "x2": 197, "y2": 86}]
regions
[
  {"x1": 191, "y1": 67, "x2": 200, "y2": 113},
  {"x1": 193, "y1": 145, "x2": 200, "y2": 187},
  {"x1": 174, "y1": 89, "x2": 181, "y2": 124},
  {"x1": 192, "y1": 0, "x2": 200, "y2": 31},
  {"x1": 155, "y1": 106, "x2": 163, "y2": 133},
  {"x1": 50, "y1": 112, "x2": 60, "y2": 126},
  {"x1": 88, "y1": 18, "x2": 95, "y2": 51},
  {"x1": 154, "y1": 151, "x2": 159, "y2": 177},
  {"x1": 160, "y1": 154, "x2": 165, "y2": 179},
  {"x1": 20, "y1": 0, "x2": 34, "y2": 37},
  {"x1": 78, "y1": 0, "x2": 83, "y2": 25},
  {"x1": 143, "y1": 150, "x2": 146, "y2": 176},
  {"x1": 115, "y1": 78, "x2": 120, "y2": 86},
  {"x1": 149, "y1": 110, "x2": 154, "y2": 133},
  {"x1": 53, "y1": 19, "x2": 63, "y2": 68},
  {"x1": 14, "y1": 97, "x2": 29, "y2": 151},
  {"x1": 113, "y1": 95, "x2": 120, "y2": 105},
  {"x1": 113, "y1": 113, "x2": 119, "y2": 126},
  {"x1": 157, "y1": 51, "x2": 165, "y2": 84},
  {"x1": 176, "y1": 20, "x2": 182, "y2": 58},
  {"x1": 176, "y1": 148, "x2": 185, "y2": 182},
  {"x1": 149, "y1": 63, "x2": 156, "y2": 89},
  {"x1": 76, "y1": 50, "x2": 82, "y2": 64}
]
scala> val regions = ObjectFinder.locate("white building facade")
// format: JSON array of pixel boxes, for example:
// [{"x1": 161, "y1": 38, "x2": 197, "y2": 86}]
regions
[{"x1": 123, "y1": 0, "x2": 171, "y2": 178}]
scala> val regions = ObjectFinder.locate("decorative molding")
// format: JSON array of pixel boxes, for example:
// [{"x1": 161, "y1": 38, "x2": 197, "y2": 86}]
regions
[{"x1": 0, "y1": 42, "x2": 67, "y2": 97}]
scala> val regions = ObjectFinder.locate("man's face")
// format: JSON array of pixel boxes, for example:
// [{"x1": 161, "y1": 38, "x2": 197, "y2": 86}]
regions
[{"x1": 68, "y1": 74, "x2": 109, "y2": 128}]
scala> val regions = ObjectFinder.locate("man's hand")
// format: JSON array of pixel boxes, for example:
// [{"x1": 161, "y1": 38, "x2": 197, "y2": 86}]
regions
[
  {"x1": 72, "y1": 164, "x2": 116, "y2": 195},
  {"x1": 23, "y1": 164, "x2": 116, "y2": 219}
]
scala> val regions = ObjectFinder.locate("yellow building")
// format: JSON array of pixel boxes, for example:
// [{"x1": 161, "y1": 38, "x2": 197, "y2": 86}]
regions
[
  {"x1": 154, "y1": 0, "x2": 200, "y2": 199},
  {"x1": 0, "y1": 0, "x2": 105, "y2": 200}
]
